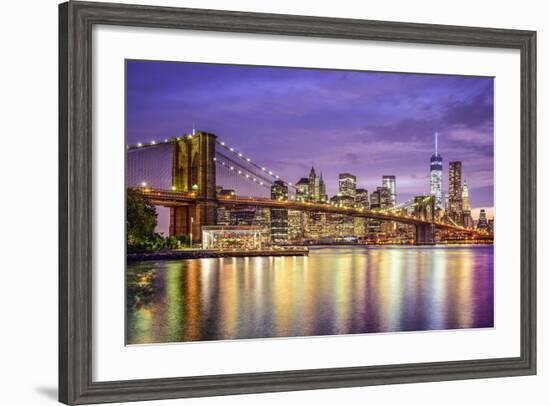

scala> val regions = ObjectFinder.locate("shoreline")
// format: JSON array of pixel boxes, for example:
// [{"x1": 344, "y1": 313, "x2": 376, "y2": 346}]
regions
[
  {"x1": 127, "y1": 243, "x2": 493, "y2": 262},
  {"x1": 127, "y1": 248, "x2": 309, "y2": 262}
]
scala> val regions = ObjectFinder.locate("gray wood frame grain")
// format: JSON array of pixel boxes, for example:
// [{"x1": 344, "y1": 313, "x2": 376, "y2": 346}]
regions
[{"x1": 59, "y1": 1, "x2": 537, "y2": 404}]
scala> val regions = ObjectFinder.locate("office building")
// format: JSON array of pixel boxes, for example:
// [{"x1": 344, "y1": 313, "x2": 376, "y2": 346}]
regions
[
  {"x1": 270, "y1": 180, "x2": 289, "y2": 244},
  {"x1": 295, "y1": 177, "x2": 309, "y2": 201},
  {"x1": 462, "y1": 180, "x2": 470, "y2": 211},
  {"x1": 382, "y1": 175, "x2": 396, "y2": 207},
  {"x1": 448, "y1": 161, "x2": 463, "y2": 225},
  {"x1": 477, "y1": 209, "x2": 489, "y2": 230},
  {"x1": 430, "y1": 132, "x2": 443, "y2": 209},
  {"x1": 339, "y1": 173, "x2": 357, "y2": 197}
]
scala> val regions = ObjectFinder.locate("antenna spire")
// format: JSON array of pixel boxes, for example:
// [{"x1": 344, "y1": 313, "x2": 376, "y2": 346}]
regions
[
  {"x1": 435, "y1": 131, "x2": 439, "y2": 155},
  {"x1": 192, "y1": 122, "x2": 196, "y2": 135}
]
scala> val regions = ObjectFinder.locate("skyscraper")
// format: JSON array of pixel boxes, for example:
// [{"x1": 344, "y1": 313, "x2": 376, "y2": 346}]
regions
[
  {"x1": 461, "y1": 180, "x2": 472, "y2": 227},
  {"x1": 462, "y1": 180, "x2": 470, "y2": 211},
  {"x1": 448, "y1": 161, "x2": 463, "y2": 225},
  {"x1": 339, "y1": 173, "x2": 356, "y2": 197},
  {"x1": 382, "y1": 175, "x2": 396, "y2": 207},
  {"x1": 430, "y1": 132, "x2": 443, "y2": 210},
  {"x1": 354, "y1": 188, "x2": 369, "y2": 240},
  {"x1": 319, "y1": 173, "x2": 328, "y2": 202},
  {"x1": 368, "y1": 186, "x2": 391, "y2": 242},
  {"x1": 355, "y1": 188, "x2": 369, "y2": 209},
  {"x1": 295, "y1": 177, "x2": 309, "y2": 201},
  {"x1": 270, "y1": 180, "x2": 289, "y2": 245},
  {"x1": 287, "y1": 210, "x2": 303, "y2": 243},
  {"x1": 477, "y1": 209, "x2": 489, "y2": 230},
  {"x1": 309, "y1": 167, "x2": 320, "y2": 201}
]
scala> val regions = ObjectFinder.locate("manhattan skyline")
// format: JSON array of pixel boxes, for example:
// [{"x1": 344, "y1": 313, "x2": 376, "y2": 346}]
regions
[{"x1": 126, "y1": 60, "x2": 494, "y2": 211}]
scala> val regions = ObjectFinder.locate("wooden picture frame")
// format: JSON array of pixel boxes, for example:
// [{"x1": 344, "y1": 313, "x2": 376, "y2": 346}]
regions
[{"x1": 59, "y1": 1, "x2": 536, "y2": 404}]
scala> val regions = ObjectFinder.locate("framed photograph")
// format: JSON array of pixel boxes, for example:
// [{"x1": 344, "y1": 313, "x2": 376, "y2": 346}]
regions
[{"x1": 59, "y1": 1, "x2": 536, "y2": 404}]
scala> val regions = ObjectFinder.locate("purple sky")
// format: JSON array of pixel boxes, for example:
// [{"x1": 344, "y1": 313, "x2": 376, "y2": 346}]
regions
[{"x1": 126, "y1": 60, "x2": 494, "y2": 210}]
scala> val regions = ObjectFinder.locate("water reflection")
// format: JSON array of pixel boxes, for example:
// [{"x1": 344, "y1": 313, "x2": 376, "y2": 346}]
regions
[{"x1": 126, "y1": 246, "x2": 494, "y2": 344}]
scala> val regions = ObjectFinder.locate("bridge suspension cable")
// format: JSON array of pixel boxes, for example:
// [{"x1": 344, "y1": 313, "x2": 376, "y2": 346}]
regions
[
  {"x1": 215, "y1": 152, "x2": 273, "y2": 190},
  {"x1": 126, "y1": 135, "x2": 297, "y2": 190},
  {"x1": 215, "y1": 139, "x2": 297, "y2": 190}
]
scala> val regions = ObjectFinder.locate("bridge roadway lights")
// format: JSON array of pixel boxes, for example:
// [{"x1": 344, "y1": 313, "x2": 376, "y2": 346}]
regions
[{"x1": 415, "y1": 223, "x2": 436, "y2": 245}]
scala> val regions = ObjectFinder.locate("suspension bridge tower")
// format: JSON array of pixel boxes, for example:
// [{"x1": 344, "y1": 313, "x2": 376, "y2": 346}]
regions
[
  {"x1": 169, "y1": 131, "x2": 217, "y2": 242},
  {"x1": 413, "y1": 195, "x2": 436, "y2": 245}
]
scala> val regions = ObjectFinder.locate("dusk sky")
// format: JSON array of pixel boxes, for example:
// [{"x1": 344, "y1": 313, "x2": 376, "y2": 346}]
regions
[{"x1": 126, "y1": 60, "x2": 494, "y2": 211}]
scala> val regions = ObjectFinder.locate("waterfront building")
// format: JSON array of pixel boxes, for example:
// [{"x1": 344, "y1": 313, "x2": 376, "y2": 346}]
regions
[
  {"x1": 325, "y1": 188, "x2": 355, "y2": 238},
  {"x1": 338, "y1": 216, "x2": 355, "y2": 237},
  {"x1": 253, "y1": 207, "x2": 272, "y2": 245},
  {"x1": 353, "y1": 217, "x2": 366, "y2": 239},
  {"x1": 368, "y1": 186, "x2": 392, "y2": 242},
  {"x1": 270, "y1": 180, "x2": 289, "y2": 244},
  {"x1": 354, "y1": 188, "x2": 369, "y2": 240},
  {"x1": 216, "y1": 207, "x2": 231, "y2": 225},
  {"x1": 448, "y1": 161, "x2": 463, "y2": 225},
  {"x1": 202, "y1": 225, "x2": 262, "y2": 250},
  {"x1": 430, "y1": 132, "x2": 443, "y2": 210},
  {"x1": 304, "y1": 211, "x2": 327, "y2": 241},
  {"x1": 230, "y1": 207, "x2": 256, "y2": 225},
  {"x1": 339, "y1": 173, "x2": 357, "y2": 197},
  {"x1": 288, "y1": 209, "x2": 304, "y2": 243},
  {"x1": 382, "y1": 175, "x2": 396, "y2": 207}
]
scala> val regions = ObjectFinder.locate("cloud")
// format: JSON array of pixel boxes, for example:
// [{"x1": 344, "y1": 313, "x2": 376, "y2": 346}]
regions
[{"x1": 126, "y1": 61, "x2": 495, "y2": 207}]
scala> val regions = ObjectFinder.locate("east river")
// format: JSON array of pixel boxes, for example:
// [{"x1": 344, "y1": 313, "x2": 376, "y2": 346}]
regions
[{"x1": 126, "y1": 245, "x2": 493, "y2": 344}]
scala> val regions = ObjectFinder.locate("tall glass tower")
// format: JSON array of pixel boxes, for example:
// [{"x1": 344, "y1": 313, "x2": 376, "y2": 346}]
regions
[
  {"x1": 430, "y1": 132, "x2": 443, "y2": 209},
  {"x1": 382, "y1": 175, "x2": 396, "y2": 207}
]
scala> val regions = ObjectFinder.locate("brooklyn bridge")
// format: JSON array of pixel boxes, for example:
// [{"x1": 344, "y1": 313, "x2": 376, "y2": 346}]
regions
[{"x1": 127, "y1": 130, "x2": 489, "y2": 245}]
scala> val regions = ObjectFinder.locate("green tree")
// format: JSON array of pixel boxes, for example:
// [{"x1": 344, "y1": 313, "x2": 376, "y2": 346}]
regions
[{"x1": 127, "y1": 188, "x2": 157, "y2": 248}]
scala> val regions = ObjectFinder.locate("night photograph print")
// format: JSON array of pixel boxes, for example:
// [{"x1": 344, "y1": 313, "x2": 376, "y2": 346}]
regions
[{"x1": 125, "y1": 60, "x2": 494, "y2": 345}]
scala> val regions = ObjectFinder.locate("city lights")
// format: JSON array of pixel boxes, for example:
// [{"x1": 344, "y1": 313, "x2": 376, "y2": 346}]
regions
[{"x1": 128, "y1": 132, "x2": 491, "y2": 244}]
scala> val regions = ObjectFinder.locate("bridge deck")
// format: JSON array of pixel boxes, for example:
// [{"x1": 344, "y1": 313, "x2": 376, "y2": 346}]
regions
[{"x1": 138, "y1": 188, "x2": 485, "y2": 235}]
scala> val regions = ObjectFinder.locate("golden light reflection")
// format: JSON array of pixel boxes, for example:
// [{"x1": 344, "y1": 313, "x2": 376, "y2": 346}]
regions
[
  {"x1": 165, "y1": 262, "x2": 183, "y2": 341},
  {"x1": 127, "y1": 246, "x2": 493, "y2": 344},
  {"x1": 456, "y1": 249, "x2": 474, "y2": 328},
  {"x1": 183, "y1": 260, "x2": 201, "y2": 341},
  {"x1": 428, "y1": 248, "x2": 448, "y2": 330}
]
